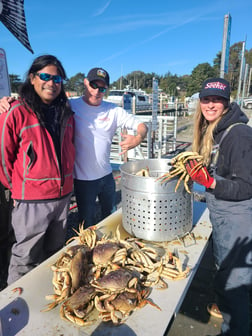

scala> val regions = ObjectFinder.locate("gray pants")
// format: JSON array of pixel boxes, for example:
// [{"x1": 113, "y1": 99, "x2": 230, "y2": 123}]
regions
[
  {"x1": 7, "y1": 194, "x2": 71, "y2": 285},
  {"x1": 206, "y1": 191, "x2": 252, "y2": 336},
  {"x1": 0, "y1": 184, "x2": 13, "y2": 289}
]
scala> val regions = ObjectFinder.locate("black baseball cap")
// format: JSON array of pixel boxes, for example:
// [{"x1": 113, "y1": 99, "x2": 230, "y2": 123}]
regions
[
  {"x1": 199, "y1": 77, "x2": 230, "y2": 100},
  {"x1": 86, "y1": 67, "x2": 110, "y2": 86}
]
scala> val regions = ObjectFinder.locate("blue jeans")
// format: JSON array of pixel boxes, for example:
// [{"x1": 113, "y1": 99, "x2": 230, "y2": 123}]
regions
[{"x1": 74, "y1": 173, "x2": 116, "y2": 228}]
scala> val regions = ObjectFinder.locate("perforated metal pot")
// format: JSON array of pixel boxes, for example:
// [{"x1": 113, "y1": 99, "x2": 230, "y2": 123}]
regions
[{"x1": 120, "y1": 159, "x2": 193, "y2": 242}]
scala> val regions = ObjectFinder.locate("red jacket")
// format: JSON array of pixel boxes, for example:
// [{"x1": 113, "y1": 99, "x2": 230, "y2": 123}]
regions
[{"x1": 0, "y1": 101, "x2": 75, "y2": 200}]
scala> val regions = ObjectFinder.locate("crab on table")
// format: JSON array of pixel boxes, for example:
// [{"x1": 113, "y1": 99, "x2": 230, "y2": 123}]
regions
[
  {"x1": 60, "y1": 285, "x2": 96, "y2": 326},
  {"x1": 127, "y1": 245, "x2": 159, "y2": 271},
  {"x1": 43, "y1": 246, "x2": 91, "y2": 311},
  {"x1": 43, "y1": 220, "x2": 191, "y2": 326},
  {"x1": 66, "y1": 223, "x2": 98, "y2": 249},
  {"x1": 94, "y1": 287, "x2": 160, "y2": 324},
  {"x1": 90, "y1": 267, "x2": 142, "y2": 298},
  {"x1": 91, "y1": 241, "x2": 127, "y2": 279}
]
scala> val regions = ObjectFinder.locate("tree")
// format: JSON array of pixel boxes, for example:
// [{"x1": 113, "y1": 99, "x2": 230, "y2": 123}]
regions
[
  {"x1": 64, "y1": 72, "x2": 84, "y2": 96},
  {"x1": 226, "y1": 42, "x2": 243, "y2": 94},
  {"x1": 63, "y1": 41, "x2": 252, "y2": 99},
  {"x1": 245, "y1": 48, "x2": 252, "y2": 66},
  {"x1": 110, "y1": 71, "x2": 160, "y2": 93},
  {"x1": 245, "y1": 48, "x2": 252, "y2": 95},
  {"x1": 213, "y1": 51, "x2": 221, "y2": 75},
  {"x1": 186, "y1": 63, "x2": 216, "y2": 97},
  {"x1": 9, "y1": 74, "x2": 22, "y2": 93},
  {"x1": 213, "y1": 42, "x2": 252, "y2": 96}
]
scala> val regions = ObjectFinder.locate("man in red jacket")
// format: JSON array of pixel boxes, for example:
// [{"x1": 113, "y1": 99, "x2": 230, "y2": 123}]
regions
[{"x1": 0, "y1": 55, "x2": 75, "y2": 285}]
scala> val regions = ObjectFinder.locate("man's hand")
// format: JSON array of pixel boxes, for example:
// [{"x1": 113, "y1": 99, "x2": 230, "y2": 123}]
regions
[
  {"x1": 119, "y1": 133, "x2": 141, "y2": 155},
  {"x1": 0, "y1": 96, "x2": 14, "y2": 114},
  {"x1": 185, "y1": 159, "x2": 215, "y2": 189}
]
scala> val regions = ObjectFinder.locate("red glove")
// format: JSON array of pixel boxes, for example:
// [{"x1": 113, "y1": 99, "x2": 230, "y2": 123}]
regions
[{"x1": 185, "y1": 159, "x2": 214, "y2": 188}]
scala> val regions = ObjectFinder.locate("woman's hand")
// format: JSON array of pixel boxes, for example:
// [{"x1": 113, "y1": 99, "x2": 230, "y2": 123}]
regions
[{"x1": 186, "y1": 159, "x2": 215, "y2": 189}]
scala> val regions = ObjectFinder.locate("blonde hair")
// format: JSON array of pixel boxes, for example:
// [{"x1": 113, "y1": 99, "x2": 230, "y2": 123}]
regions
[{"x1": 192, "y1": 101, "x2": 229, "y2": 166}]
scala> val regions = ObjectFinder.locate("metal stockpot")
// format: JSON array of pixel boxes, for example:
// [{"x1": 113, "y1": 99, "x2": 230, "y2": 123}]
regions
[{"x1": 120, "y1": 159, "x2": 193, "y2": 242}]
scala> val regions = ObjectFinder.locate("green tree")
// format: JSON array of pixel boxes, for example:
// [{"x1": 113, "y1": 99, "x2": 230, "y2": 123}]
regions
[
  {"x1": 186, "y1": 63, "x2": 216, "y2": 97},
  {"x1": 64, "y1": 72, "x2": 84, "y2": 96},
  {"x1": 213, "y1": 51, "x2": 221, "y2": 75},
  {"x1": 159, "y1": 72, "x2": 179, "y2": 96},
  {"x1": 226, "y1": 42, "x2": 243, "y2": 94},
  {"x1": 79, "y1": 40, "x2": 252, "y2": 99},
  {"x1": 213, "y1": 42, "x2": 252, "y2": 96},
  {"x1": 245, "y1": 48, "x2": 252, "y2": 66},
  {"x1": 9, "y1": 74, "x2": 22, "y2": 93},
  {"x1": 110, "y1": 71, "x2": 160, "y2": 93},
  {"x1": 176, "y1": 75, "x2": 191, "y2": 98},
  {"x1": 244, "y1": 48, "x2": 252, "y2": 95}
]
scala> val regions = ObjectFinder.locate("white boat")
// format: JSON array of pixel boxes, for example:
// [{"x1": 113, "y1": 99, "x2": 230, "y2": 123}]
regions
[{"x1": 105, "y1": 86, "x2": 151, "y2": 111}]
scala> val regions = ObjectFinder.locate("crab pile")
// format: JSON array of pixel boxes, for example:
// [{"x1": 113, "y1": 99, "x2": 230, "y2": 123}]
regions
[
  {"x1": 156, "y1": 151, "x2": 204, "y2": 193},
  {"x1": 43, "y1": 224, "x2": 190, "y2": 326}
]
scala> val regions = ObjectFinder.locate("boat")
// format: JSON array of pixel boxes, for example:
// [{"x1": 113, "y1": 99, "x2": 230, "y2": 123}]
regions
[{"x1": 104, "y1": 86, "x2": 152, "y2": 111}]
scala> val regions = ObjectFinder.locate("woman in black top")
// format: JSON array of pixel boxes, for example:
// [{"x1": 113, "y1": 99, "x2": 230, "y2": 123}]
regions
[{"x1": 186, "y1": 77, "x2": 252, "y2": 336}]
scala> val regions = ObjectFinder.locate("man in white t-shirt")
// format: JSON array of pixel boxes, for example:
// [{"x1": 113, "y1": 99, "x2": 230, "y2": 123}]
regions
[
  {"x1": 70, "y1": 68, "x2": 148, "y2": 227},
  {"x1": 0, "y1": 67, "x2": 148, "y2": 229}
]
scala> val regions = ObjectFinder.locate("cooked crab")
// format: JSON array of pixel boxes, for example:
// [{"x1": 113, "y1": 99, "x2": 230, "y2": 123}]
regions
[
  {"x1": 135, "y1": 167, "x2": 150, "y2": 177},
  {"x1": 90, "y1": 267, "x2": 140, "y2": 296},
  {"x1": 91, "y1": 241, "x2": 127, "y2": 279},
  {"x1": 66, "y1": 223, "x2": 97, "y2": 248},
  {"x1": 60, "y1": 285, "x2": 96, "y2": 326},
  {"x1": 156, "y1": 151, "x2": 204, "y2": 193},
  {"x1": 95, "y1": 287, "x2": 160, "y2": 324},
  {"x1": 43, "y1": 247, "x2": 90, "y2": 311}
]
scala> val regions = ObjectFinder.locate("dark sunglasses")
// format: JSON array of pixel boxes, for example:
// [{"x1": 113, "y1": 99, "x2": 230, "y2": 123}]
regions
[
  {"x1": 35, "y1": 73, "x2": 62, "y2": 84},
  {"x1": 89, "y1": 82, "x2": 107, "y2": 93}
]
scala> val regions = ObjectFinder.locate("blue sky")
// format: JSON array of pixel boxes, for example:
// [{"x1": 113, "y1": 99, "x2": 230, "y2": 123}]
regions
[{"x1": 1, "y1": 0, "x2": 251, "y2": 83}]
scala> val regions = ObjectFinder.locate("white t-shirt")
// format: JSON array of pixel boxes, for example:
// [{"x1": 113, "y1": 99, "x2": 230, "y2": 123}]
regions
[{"x1": 69, "y1": 97, "x2": 141, "y2": 180}]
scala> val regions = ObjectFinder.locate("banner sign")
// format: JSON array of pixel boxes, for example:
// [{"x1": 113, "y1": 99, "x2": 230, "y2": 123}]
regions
[
  {"x1": 0, "y1": 0, "x2": 33, "y2": 53},
  {"x1": 0, "y1": 48, "x2": 11, "y2": 98}
]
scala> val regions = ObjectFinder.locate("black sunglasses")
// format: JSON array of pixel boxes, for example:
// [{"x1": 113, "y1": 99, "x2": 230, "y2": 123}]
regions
[
  {"x1": 89, "y1": 82, "x2": 107, "y2": 93},
  {"x1": 35, "y1": 73, "x2": 62, "y2": 84}
]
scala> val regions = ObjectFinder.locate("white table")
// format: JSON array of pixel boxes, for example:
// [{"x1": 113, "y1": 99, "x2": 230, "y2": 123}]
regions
[{"x1": 0, "y1": 203, "x2": 211, "y2": 336}]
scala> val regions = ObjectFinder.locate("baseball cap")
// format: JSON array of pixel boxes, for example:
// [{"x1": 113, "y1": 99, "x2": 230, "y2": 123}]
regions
[
  {"x1": 86, "y1": 67, "x2": 110, "y2": 87},
  {"x1": 199, "y1": 77, "x2": 230, "y2": 100}
]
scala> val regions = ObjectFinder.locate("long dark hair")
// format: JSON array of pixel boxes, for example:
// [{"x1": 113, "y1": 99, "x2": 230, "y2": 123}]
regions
[{"x1": 19, "y1": 54, "x2": 71, "y2": 123}]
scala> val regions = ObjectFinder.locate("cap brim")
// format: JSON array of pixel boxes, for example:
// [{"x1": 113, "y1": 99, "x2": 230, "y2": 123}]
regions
[
  {"x1": 88, "y1": 77, "x2": 108, "y2": 87},
  {"x1": 199, "y1": 90, "x2": 229, "y2": 99}
]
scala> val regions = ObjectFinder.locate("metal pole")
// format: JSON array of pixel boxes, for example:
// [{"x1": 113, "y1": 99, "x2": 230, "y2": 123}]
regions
[
  {"x1": 237, "y1": 41, "x2": 246, "y2": 103},
  {"x1": 151, "y1": 78, "x2": 158, "y2": 158},
  {"x1": 241, "y1": 64, "x2": 249, "y2": 107},
  {"x1": 220, "y1": 14, "x2": 232, "y2": 78},
  {"x1": 132, "y1": 96, "x2": 136, "y2": 115},
  {"x1": 247, "y1": 67, "x2": 252, "y2": 97}
]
